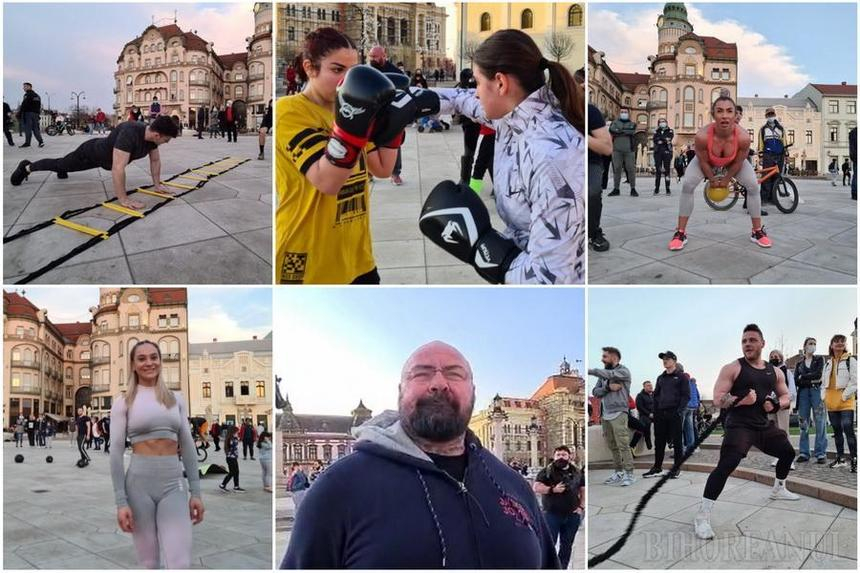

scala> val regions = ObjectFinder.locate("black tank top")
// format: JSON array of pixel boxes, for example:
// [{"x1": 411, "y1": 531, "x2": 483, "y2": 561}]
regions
[{"x1": 725, "y1": 358, "x2": 776, "y2": 429}]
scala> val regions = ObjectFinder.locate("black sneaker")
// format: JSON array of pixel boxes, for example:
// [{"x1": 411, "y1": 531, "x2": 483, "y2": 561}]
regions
[
  {"x1": 630, "y1": 189, "x2": 639, "y2": 197},
  {"x1": 852, "y1": 458, "x2": 857, "y2": 473},
  {"x1": 816, "y1": 457, "x2": 827, "y2": 464},
  {"x1": 607, "y1": 189, "x2": 620, "y2": 197},
  {"x1": 668, "y1": 469, "x2": 682, "y2": 479},
  {"x1": 761, "y1": 209, "x2": 769, "y2": 216},
  {"x1": 219, "y1": 484, "x2": 231, "y2": 493},
  {"x1": 57, "y1": 171, "x2": 68, "y2": 179},
  {"x1": 38, "y1": 142, "x2": 44, "y2": 148},
  {"x1": 233, "y1": 486, "x2": 246, "y2": 492},
  {"x1": 654, "y1": 188, "x2": 660, "y2": 195},
  {"x1": 666, "y1": 189, "x2": 671, "y2": 195},
  {"x1": 590, "y1": 232, "x2": 610, "y2": 252},
  {"x1": 19, "y1": 144, "x2": 31, "y2": 148},
  {"x1": 642, "y1": 467, "x2": 663, "y2": 478},
  {"x1": 795, "y1": 455, "x2": 809, "y2": 463},
  {"x1": 11, "y1": 160, "x2": 31, "y2": 186},
  {"x1": 829, "y1": 457, "x2": 846, "y2": 468}
]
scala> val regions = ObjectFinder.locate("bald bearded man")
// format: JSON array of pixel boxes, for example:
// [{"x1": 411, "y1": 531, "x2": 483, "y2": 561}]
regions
[{"x1": 281, "y1": 341, "x2": 559, "y2": 569}]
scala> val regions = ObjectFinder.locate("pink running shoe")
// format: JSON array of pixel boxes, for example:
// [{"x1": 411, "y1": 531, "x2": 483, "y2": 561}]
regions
[
  {"x1": 750, "y1": 227, "x2": 772, "y2": 248},
  {"x1": 668, "y1": 229, "x2": 688, "y2": 251}
]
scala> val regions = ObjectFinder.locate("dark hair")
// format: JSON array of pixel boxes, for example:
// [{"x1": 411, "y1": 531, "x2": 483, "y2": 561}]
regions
[
  {"x1": 643, "y1": 380, "x2": 652, "y2": 386},
  {"x1": 574, "y1": 67, "x2": 585, "y2": 84},
  {"x1": 803, "y1": 336, "x2": 817, "y2": 347},
  {"x1": 257, "y1": 431, "x2": 271, "y2": 448},
  {"x1": 554, "y1": 445, "x2": 571, "y2": 454},
  {"x1": 829, "y1": 334, "x2": 847, "y2": 357},
  {"x1": 735, "y1": 104, "x2": 744, "y2": 114},
  {"x1": 742, "y1": 323, "x2": 764, "y2": 341},
  {"x1": 711, "y1": 90, "x2": 736, "y2": 115},
  {"x1": 602, "y1": 346, "x2": 621, "y2": 360},
  {"x1": 23, "y1": 82, "x2": 32, "y2": 88},
  {"x1": 293, "y1": 27, "x2": 356, "y2": 83},
  {"x1": 149, "y1": 115, "x2": 179, "y2": 138},
  {"x1": 473, "y1": 29, "x2": 584, "y2": 133}
]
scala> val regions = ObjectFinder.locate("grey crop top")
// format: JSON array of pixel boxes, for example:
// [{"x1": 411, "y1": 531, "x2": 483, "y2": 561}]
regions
[{"x1": 109, "y1": 386, "x2": 201, "y2": 507}]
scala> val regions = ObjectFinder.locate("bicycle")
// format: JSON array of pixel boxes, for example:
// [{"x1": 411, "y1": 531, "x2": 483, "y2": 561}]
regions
[
  {"x1": 194, "y1": 436, "x2": 209, "y2": 463},
  {"x1": 703, "y1": 145, "x2": 799, "y2": 214}
]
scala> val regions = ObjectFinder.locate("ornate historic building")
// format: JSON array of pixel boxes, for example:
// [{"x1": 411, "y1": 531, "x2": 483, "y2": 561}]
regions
[
  {"x1": 4, "y1": 288, "x2": 188, "y2": 425},
  {"x1": 469, "y1": 358, "x2": 585, "y2": 467},
  {"x1": 793, "y1": 83, "x2": 857, "y2": 171},
  {"x1": 589, "y1": 3, "x2": 738, "y2": 165},
  {"x1": 276, "y1": 385, "x2": 373, "y2": 477},
  {"x1": 189, "y1": 333, "x2": 273, "y2": 430},
  {"x1": 113, "y1": 3, "x2": 272, "y2": 131},
  {"x1": 276, "y1": 2, "x2": 448, "y2": 93},
  {"x1": 456, "y1": 3, "x2": 584, "y2": 72},
  {"x1": 736, "y1": 96, "x2": 821, "y2": 173}
]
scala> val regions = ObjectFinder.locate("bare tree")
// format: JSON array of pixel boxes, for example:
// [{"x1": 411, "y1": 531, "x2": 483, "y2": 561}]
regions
[
  {"x1": 544, "y1": 32, "x2": 576, "y2": 63},
  {"x1": 461, "y1": 36, "x2": 481, "y2": 66}
]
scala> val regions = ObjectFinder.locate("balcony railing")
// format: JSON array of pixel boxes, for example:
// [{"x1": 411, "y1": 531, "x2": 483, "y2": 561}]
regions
[
  {"x1": 248, "y1": 72, "x2": 265, "y2": 81},
  {"x1": 189, "y1": 96, "x2": 210, "y2": 104},
  {"x1": 189, "y1": 78, "x2": 209, "y2": 86},
  {"x1": 234, "y1": 394, "x2": 267, "y2": 405},
  {"x1": 91, "y1": 384, "x2": 111, "y2": 394},
  {"x1": 646, "y1": 101, "x2": 667, "y2": 111},
  {"x1": 90, "y1": 356, "x2": 111, "y2": 366},
  {"x1": 167, "y1": 381, "x2": 181, "y2": 390},
  {"x1": 10, "y1": 359, "x2": 40, "y2": 369},
  {"x1": 247, "y1": 94, "x2": 264, "y2": 103},
  {"x1": 10, "y1": 387, "x2": 41, "y2": 395},
  {"x1": 163, "y1": 353, "x2": 181, "y2": 361}
]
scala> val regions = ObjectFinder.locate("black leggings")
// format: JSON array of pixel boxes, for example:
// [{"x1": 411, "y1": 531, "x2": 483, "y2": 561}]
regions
[
  {"x1": 221, "y1": 457, "x2": 239, "y2": 487},
  {"x1": 654, "y1": 152, "x2": 672, "y2": 190},
  {"x1": 243, "y1": 442, "x2": 254, "y2": 458},
  {"x1": 587, "y1": 160, "x2": 605, "y2": 238},
  {"x1": 30, "y1": 142, "x2": 100, "y2": 174},
  {"x1": 828, "y1": 410, "x2": 857, "y2": 459},
  {"x1": 703, "y1": 422, "x2": 795, "y2": 500},
  {"x1": 472, "y1": 133, "x2": 494, "y2": 181},
  {"x1": 351, "y1": 268, "x2": 381, "y2": 285},
  {"x1": 653, "y1": 409, "x2": 683, "y2": 470},
  {"x1": 77, "y1": 433, "x2": 90, "y2": 464}
]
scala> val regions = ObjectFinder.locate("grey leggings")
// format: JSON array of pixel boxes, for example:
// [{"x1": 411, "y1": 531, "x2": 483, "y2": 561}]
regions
[
  {"x1": 679, "y1": 157, "x2": 760, "y2": 218},
  {"x1": 126, "y1": 454, "x2": 192, "y2": 568}
]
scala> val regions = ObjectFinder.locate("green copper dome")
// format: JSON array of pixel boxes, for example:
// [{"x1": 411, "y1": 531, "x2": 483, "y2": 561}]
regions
[{"x1": 663, "y1": 3, "x2": 689, "y2": 22}]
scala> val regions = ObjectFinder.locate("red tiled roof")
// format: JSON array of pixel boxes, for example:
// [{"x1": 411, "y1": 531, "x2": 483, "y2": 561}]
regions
[
  {"x1": 54, "y1": 322, "x2": 93, "y2": 343},
  {"x1": 4, "y1": 291, "x2": 39, "y2": 319},
  {"x1": 218, "y1": 52, "x2": 248, "y2": 70},
  {"x1": 679, "y1": 33, "x2": 737, "y2": 60},
  {"x1": 119, "y1": 24, "x2": 212, "y2": 63},
  {"x1": 530, "y1": 375, "x2": 582, "y2": 401},
  {"x1": 810, "y1": 83, "x2": 857, "y2": 96},
  {"x1": 615, "y1": 72, "x2": 650, "y2": 89},
  {"x1": 149, "y1": 288, "x2": 187, "y2": 305}
]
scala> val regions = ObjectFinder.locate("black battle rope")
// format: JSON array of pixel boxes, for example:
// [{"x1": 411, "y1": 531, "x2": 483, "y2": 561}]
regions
[
  {"x1": 5, "y1": 156, "x2": 249, "y2": 284},
  {"x1": 588, "y1": 391, "x2": 750, "y2": 568}
]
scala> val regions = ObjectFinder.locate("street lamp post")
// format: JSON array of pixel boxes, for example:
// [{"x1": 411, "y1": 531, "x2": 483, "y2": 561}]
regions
[
  {"x1": 70, "y1": 91, "x2": 86, "y2": 129},
  {"x1": 527, "y1": 415, "x2": 540, "y2": 471},
  {"x1": 488, "y1": 393, "x2": 508, "y2": 461}
]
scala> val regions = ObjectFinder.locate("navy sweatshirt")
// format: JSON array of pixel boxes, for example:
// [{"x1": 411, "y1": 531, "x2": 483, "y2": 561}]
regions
[{"x1": 280, "y1": 420, "x2": 559, "y2": 569}]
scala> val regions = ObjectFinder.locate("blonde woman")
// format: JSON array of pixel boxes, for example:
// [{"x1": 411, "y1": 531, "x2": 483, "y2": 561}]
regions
[
  {"x1": 110, "y1": 340, "x2": 204, "y2": 568},
  {"x1": 822, "y1": 334, "x2": 857, "y2": 472}
]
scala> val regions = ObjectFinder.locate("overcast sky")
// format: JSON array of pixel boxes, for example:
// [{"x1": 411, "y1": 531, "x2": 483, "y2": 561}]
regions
[
  {"x1": 3, "y1": 3, "x2": 258, "y2": 113},
  {"x1": 589, "y1": 3, "x2": 857, "y2": 97}
]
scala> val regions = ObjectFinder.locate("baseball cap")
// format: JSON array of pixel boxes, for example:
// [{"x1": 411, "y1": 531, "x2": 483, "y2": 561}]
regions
[{"x1": 658, "y1": 351, "x2": 677, "y2": 361}]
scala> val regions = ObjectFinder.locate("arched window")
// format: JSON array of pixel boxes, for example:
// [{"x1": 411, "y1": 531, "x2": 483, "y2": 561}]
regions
[
  {"x1": 568, "y1": 5, "x2": 583, "y2": 27},
  {"x1": 170, "y1": 70, "x2": 177, "y2": 82},
  {"x1": 683, "y1": 86, "x2": 695, "y2": 128},
  {"x1": 520, "y1": 9, "x2": 533, "y2": 29},
  {"x1": 235, "y1": 86, "x2": 244, "y2": 97},
  {"x1": 675, "y1": 88, "x2": 680, "y2": 102},
  {"x1": 480, "y1": 12, "x2": 491, "y2": 32},
  {"x1": 698, "y1": 88, "x2": 703, "y2": 103}
]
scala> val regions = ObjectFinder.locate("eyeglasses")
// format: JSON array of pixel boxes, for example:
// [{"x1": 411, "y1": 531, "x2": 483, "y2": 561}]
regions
[{"x1": 405, "y1": 365, "x2": 470, "y2": 383}]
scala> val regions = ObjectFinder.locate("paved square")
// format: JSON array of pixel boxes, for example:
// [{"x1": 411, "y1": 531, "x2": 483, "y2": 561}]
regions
[
  {"x1": 369, "y1": 121, "x2": 507, "y2": 285},
  {"x1": 588, "y1": 468, "x2": 856, "y2": 570},
  {"x1": 589, "y1": 175, "x2": 857, "y2": 284},
  {"x1": 4, "y1": 437, "x2": 273, "y2": 569},
  {"x1": 4, "y1": 133, "x2": 272, "y2": 284}
]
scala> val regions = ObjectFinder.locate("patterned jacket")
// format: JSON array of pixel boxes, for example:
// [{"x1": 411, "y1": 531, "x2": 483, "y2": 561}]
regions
[{"x1": 434, "y1": 86, "x2": 585, "y2": 284}]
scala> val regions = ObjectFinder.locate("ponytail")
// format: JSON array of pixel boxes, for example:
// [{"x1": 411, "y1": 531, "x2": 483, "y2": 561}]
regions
[
  {"x1": 295, "y1": 27, "x2": 356, "y2": 83},
  {"x1": 545, "y1": 60, "x2": 585, "y2": 134},
  {"x1": 473, "y1": 29, "x2": 584, "y2": 133}
]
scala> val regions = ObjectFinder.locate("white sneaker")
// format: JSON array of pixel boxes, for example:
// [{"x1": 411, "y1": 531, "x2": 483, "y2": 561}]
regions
[
  {"x1": 694, "y1": 512, "x2": 715, "y2": 539},
  {"x1": 769, "y1": 483, "x2": 800, "y2": 501},
  {"x1": 770, "y1": 459, "x2": 778, "y2": 467},
  {"x1": 791, "y1": 462, "x2": 796, "y2": 470},
  {"x1": 620, "y1": 471, "x2": 635, "y2": 487},
  {"x1": 603, "y1": 471, "x2": 624, "y2": 485}
]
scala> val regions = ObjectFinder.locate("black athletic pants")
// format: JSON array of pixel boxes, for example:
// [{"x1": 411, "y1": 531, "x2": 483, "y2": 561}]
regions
[
  {"x1": 704, "y1": 422, "x2": 794, "y2": 500},
  {"x1": 221, "y1": 457, "x2": 240, "y2": 487},
  {"x1": 77, "y1": 433, "x2": 91, "y2": 464},
  {"x1": 30, "y1": 142, "x2": 99, "y2": 175},
  {"x1": 653, "y1": 409, "x2": 684, "y2": 470},
  {"x1": 654, "y1": 152, "x2": 672, "y2": 191}
]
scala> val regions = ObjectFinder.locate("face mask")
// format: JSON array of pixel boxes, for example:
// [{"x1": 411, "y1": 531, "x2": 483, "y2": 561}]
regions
[
  {"x1": 659, "y1": 122, "x2": 667, "y2": 129},
  {"x1": 770, "y1": 358, "x2": 781, "y2": 366},
  {"x1": 553, "y1": 459, "x2": 569, "y2": 469},
  {"x1": 767, "y1": 117, "x2": 776, "y2": 125},
  {"x1": 806, "y1": 345, "x2": 816, "y2": 354},
  {"x1": 620, "y1": 113, "x2": 629, "y2": 120}
]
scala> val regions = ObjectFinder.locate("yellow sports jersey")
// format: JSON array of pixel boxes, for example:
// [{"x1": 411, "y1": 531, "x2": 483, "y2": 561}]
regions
[{"x1": 275, "y1": 93, "x2": 375, "y2": 284}]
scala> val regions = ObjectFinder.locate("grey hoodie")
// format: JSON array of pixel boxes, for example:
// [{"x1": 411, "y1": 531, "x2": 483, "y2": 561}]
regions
[{"x1": 590, "y1": 363, "x2": 632, "y2": 420}]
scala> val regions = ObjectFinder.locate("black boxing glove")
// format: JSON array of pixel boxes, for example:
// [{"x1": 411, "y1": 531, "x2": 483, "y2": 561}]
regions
[
  {"x1": 371, "y1": 90, "x2": 415, "y2": 149},
  {"x1": 407, "y1": 87, "x2": 441, "y2": 118},
  {"x1": 326, "y1": 65, "x2": 395, "y2": 169},
  {"x1": 385, "y1": 73, "x2": 410, "y2": 90},
  {"x1": 419, "y1": 180, "x2": 521, "y2": 284}
]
